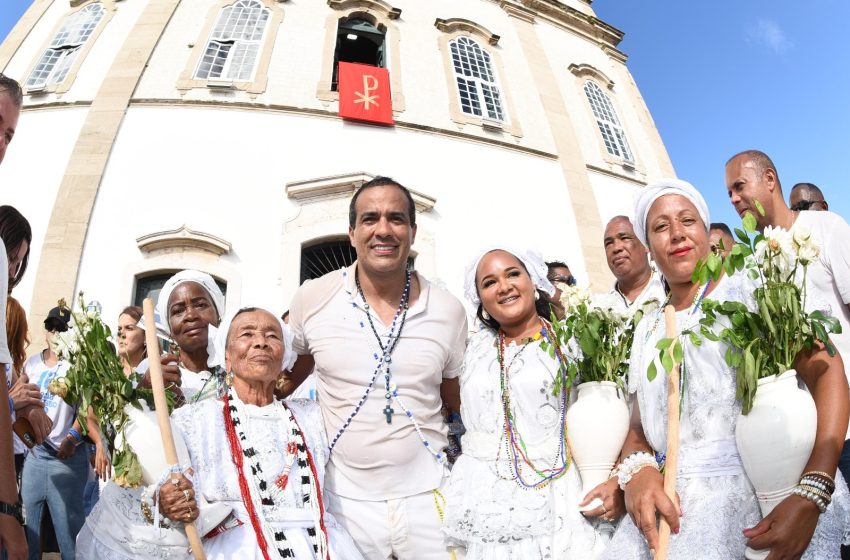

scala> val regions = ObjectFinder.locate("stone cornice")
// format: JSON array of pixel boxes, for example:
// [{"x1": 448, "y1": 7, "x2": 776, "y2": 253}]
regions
[
  {"x1": 568, "y1": 63, "x2": 614, "y2": 89},
  {"x1": 434, "y1": 18, "x2": 500, "y2": 45},
  {"x1": 502, "y1": 0, "x2": 628, "y2": 59},
  {"x1": 327, "y1": 0, "x2": 401, "y2": 19},
  {"x1": 286, "y1": 172, "x2": 436, "y2": 212},
  {"x1": 136, "y1": 225, "x2": 232, "y2": 256}
]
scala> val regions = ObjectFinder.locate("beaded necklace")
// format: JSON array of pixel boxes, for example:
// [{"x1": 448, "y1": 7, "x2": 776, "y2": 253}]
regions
[
  {"x1": 354, "y1": 267, "x2": 411, "y2": 424},
  {"x1": 327, "y1": 267, "x2": 410, "y2": 453},
  {"x1": 223, "y1": 388, "x2": 329, "y2": 560},
  {"x1": 497, "y1": 319, "x2": 572, "y2": 490},
  {"x1": 330, "y1": 268, "x2": 447, "y2": 464}
]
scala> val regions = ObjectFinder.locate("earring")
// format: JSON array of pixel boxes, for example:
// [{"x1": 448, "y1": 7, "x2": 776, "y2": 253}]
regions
[
  {"x1": 482, "y1": 310, "x2": 491, "y2": 321},
  {"x1": 534, "y1": 291, "x2": 540, "y2": 301},
  {"x1": 226, "y1": 371, "x2": 234, "y2": 386}
]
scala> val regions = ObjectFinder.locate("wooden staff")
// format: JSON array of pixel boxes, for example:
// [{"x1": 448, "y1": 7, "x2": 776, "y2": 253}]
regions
[
  {"x1": 142, "y1": 299, "x2": 206, "y2": 560},
  {"x1": 655, "y1": 304, "x2": 681, "y2": 560}
]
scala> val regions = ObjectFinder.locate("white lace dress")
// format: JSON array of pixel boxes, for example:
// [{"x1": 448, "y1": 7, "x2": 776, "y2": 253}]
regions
[
  {"x1": 75, "y1": 368, "x2": 224, "y2": 559},
  {"x1": 442, "y1": 329, "x2": 605, "y2": 559},
  {"x1": 170, "y1": 395, "x2": 362, "y2": 559},
  {"x1": 603, "y1": 273, "x2": 850, "y2": 559}
]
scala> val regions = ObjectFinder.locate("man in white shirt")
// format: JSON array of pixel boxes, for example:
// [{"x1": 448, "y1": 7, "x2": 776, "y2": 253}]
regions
[
  {"x1": 726, "y1": 149, "x2": 850, "y2": 488},
  {"x1": 603, "y1": 216, "x2": 665, "y2": 315},
  {"x1": 285, "y1": 177, "x2": 467, "y2": 559}
]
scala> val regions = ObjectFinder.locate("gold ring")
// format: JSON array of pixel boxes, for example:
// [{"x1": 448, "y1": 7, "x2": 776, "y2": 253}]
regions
[
  {"x1": 171, "y1": 478, "x2": 180, "y2": 489},
  {"x1": 183, "y1": 489, "x2": 190, "y2": 502}
]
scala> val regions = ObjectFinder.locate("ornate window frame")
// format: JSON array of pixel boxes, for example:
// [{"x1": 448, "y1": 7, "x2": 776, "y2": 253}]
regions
[
  {"x1": 24, "y1": 1, "x2": 115, "y2": 95},
  {"x1": 316, "y1": 0, "x2": 405, "y2": 112},
  {"x1": 435, "y1": 18, "x2": 522, "y2": 137},
  {"x1": 122, "y1": 225, "x2": 241, "y2": 315},
  {"x1": 569, "y1": 63, "x2": 638, "y2": 170},
  {"x1": 177, "y1": 0, "x2": 284, "y2": 96}
]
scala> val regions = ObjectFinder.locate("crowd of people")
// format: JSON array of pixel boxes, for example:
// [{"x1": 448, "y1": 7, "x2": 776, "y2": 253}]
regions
[{"x1": 1, "y1": 70, "x2": 849, "y2": 560}]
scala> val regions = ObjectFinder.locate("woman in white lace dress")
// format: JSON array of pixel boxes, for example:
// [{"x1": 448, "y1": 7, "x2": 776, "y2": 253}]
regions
[
  {"x1": 157, "y1": 306, "x2": 362, "y2": 559},
  {"x1": 442, "y1": 247, "x2": 606, "y2": 559},
  {"x1": 603, "y1": 179, "x2": 850, "y2": 559},
  {"x1": 76, "y1": 270, "x2": 228, "y2": 559}
]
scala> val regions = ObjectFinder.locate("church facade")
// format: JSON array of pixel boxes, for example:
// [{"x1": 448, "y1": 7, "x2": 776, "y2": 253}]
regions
[{"x1": 0, "y1": 0, "x2": 674, "y2": 328}]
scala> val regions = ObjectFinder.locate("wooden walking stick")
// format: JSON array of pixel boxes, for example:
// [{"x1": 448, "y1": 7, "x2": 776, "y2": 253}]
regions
[
  {"x1": 655, "y1": 304, "x2": 682, "y2": 560},
  {"x1": 142, "y1": 298, "x2": 206, "y2": 560}
]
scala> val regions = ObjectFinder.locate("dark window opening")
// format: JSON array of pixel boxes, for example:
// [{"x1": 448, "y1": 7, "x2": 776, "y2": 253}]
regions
[
  {"x1": 331, "y1": 18, "x2": 386, "y2": 91},
  {"x1": 300, "y1": 239, "x2": 414, "y2": 284},
  {"x1": 134, "y1": 272, "x2": 227, "y2": 309}
]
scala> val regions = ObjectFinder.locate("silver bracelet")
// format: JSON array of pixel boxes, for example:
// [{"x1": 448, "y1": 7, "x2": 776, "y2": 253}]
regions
[{"x1": 617, "y1": 451, "x2": 659, "y2": 490}]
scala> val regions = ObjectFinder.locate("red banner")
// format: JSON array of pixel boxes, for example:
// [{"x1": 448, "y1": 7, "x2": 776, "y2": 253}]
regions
[{"x1": 338, "y1": 62, "x2": 394, "y2": 125}]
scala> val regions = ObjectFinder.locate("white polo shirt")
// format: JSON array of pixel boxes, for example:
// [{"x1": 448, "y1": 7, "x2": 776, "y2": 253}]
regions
[
  {"x1": 794, "y1": 211, "x2": 850, "y2": 439},
  {"x1": 289, "y1": 263, "x2": 467, "y2": 500}
]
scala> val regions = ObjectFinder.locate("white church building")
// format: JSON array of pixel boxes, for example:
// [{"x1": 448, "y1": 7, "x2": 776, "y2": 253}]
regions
[{"x1": 0, "y1": 0, "x2": 675, "y2": 329}]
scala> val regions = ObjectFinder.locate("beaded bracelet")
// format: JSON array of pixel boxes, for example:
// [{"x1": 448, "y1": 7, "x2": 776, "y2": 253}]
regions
[
  {"x1": 800, "y1": 476, "x2": 835, "y2": 497},
  {"x1": 792, "y1": 485, "x2": 828, "y2": 513},
  {"x1": 799, "y1": 484, "x2": 832, "y2": 504},
  {"x1": 800, "y1": 472, "x2": 836, "y2": 495},
  {"x1": 617, "y1": 451, "x2": 659, "y2": 490}
]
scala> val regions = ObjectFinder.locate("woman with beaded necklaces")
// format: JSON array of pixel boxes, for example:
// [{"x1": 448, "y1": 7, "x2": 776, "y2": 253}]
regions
[
  {"x1": 602, "y1": 179, "x2": 850, "y2": 559},
  {"x1": 76, "y1": 270, "x2": 227, "y2": 559},
  {"x1": 442, "y1": 246, "x2": 606, "y2": 558},
  {"x1": 158, "y1": 305, "x2": 362, "y2": 559}
]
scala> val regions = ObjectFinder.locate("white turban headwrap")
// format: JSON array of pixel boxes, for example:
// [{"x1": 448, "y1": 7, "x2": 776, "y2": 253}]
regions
[
  {"x1": 633, "y1": 178, "x2": 711, "y2": 248},
  {"x1": 155, "y1": 270, "x2": 226, "y2": 334},
  {"x1": 463, "y1": 246, "x2": 555, "y2": 306},
  {"x1": 207, "y1": 305, "x2": 297, "y2": 373}
]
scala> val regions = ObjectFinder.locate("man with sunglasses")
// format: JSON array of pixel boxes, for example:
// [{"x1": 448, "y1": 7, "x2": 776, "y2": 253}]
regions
[
  {"x1": 545, "y1": 260, "x2": 576, "y2": 319},
  {"x1": 726, "y1": 150, "x2": 850, "y2": 511},
  {"x1": 790, "y1": 182, "x2": 829, "y2": 212}
]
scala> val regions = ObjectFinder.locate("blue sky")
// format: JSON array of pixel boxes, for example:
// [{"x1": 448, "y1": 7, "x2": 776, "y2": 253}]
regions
[{"x1": 1, "y1": 1, "x2": 847, "y2": 229}]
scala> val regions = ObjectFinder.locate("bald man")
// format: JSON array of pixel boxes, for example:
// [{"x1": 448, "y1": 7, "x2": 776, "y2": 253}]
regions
[
  {"x1": 603, "y1": 216, "x2": 665, "y2": 314},
  {"x1": 790, "y1": 182, "x2": 829, "y2": 212},
  {"x1": 726, "y1": 149, "x2": 850, "y2": 489}
]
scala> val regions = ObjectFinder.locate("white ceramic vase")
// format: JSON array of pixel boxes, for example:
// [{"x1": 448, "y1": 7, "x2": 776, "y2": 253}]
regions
[
  {"x1": 123, "y1": 401, "x2": 231, "y2": 536},
  {"x1": 735, "y1": 370, "x2": 817, "y2": 560},
  {"x1": 567, "y1": 381, "x2": 630, "y2": 511}
]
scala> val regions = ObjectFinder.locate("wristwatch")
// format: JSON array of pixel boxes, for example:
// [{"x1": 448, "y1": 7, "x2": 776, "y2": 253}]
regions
[{"x1": 0, "y1": 501, "x2": 23, "y2": 525}]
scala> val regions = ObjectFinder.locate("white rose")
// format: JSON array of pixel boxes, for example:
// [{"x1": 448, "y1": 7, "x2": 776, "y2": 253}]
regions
[
  {"x1": 791, "y1": 225, "x2": 812, "y2": 248},
  {"x1": 559, "y1": 285, "x2": 590, "y2": 312},
  {"x1": 797, "y1": 243, "x2": 820, "y2": 266}
]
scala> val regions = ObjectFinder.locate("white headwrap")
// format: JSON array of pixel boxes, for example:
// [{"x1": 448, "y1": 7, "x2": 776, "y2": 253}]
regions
[
  {"x1": 633, "y1": 178, "x2": 711, "y2": 248},
  {"x1": 463, "y1": 246, "x2": 555, "y2": 306},
  {"x1": 155, "y1": 270, "x2": 226, "y2": 334},
  {"x1": 207, "y1": 305, "x2": 297, "y2": 374}
]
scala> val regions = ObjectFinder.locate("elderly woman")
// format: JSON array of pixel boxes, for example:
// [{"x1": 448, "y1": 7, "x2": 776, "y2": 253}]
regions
[
  {"x1": 158, "y1": 306, "x2": 362, "y2": 559},
  {"x1": 603, "y1": 180, "x2": 850, "y2": 559},
  {"x1": 441, "y1": 247, "x2": 605, "y2": 558},
  {"x1": 76, "y1": 270, "x2": 226, "y2": 559}
]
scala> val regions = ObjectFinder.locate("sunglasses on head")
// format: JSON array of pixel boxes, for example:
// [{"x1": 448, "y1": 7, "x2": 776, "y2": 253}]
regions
[{"x1": 790, "y1": 199, "x2": 825, "y2": 212}]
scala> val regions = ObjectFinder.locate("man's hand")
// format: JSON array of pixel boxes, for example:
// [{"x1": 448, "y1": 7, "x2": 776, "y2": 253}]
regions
[
  {"x1": 9, "y1": 376, "x2": 41, "y2": 411},
  {"x1": 744, "y1": 494, "x2": 819, "y2": 560},
  {"x1": 623, "y1": 466, "x2": 681, "y2": 552},
  {"x1": 18, "y1": 406, "x2": 52, "y2": 444},
  {"x1": 580, "y1": 477, "x2": 626, "y2": 521},
  {"x1": 92, "y1": 444, "x2": 111, "y2": 481},
  {"x1": 0, "y1": 513, "x2": 26, "y2": 560},
  {"x1": 138, "y1": 354, "x2": 182, "y2": 390}
]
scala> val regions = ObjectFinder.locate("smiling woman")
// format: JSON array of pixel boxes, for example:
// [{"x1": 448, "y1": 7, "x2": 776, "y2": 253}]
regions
[{"x1": 441, "y1": 246, "x2": 607, "y2": 558}]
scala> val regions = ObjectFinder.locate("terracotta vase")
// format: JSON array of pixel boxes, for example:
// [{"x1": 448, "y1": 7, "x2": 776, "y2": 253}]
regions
[
  {"x1": 123, "y1": 401, "x2": 231, "y2": 536},
  {"x1": 735, "y1": 370, "x2": 817, "y2": 560},
  {"x1": 567, "y1": 381, "x2": 630, "y2": 511}
]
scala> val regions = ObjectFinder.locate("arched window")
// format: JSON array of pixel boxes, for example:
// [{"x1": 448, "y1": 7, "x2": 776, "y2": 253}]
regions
[
  {"x1": 26, "y1": 3, "x2": 105, "y2": 90},
  {"x1": 583, "y1": 81, "x2": 633, "y2": 162},
  {"x1": 195, "y1": 0, "x2": 270, "y2": 81},
  {"x1": 449, "y1": 36, "x2": 504, "y2": 121},
  {"x1": 300, "y1": 239, "x2": 357, "y2": 284},
  {"x1": 331, "y1": 18, "x2": 386, "y2": 91}
]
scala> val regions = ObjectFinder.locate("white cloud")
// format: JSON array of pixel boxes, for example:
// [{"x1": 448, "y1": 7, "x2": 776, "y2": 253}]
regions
[{"x1": 748, "y1": 19, "x2": 793, "y2": 54}]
